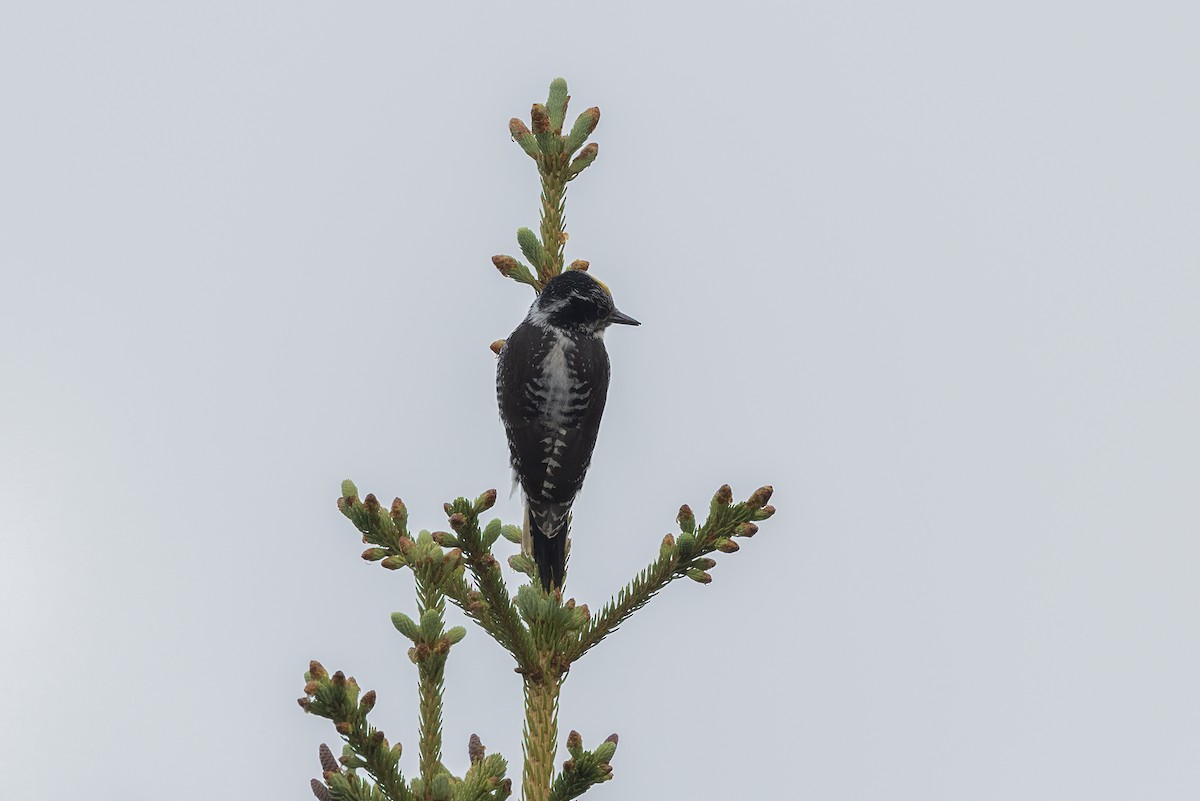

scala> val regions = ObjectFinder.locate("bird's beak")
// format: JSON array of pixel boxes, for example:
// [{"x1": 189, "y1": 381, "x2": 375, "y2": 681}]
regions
[{"x1": 608, "y1": 308, "x2": 641, "y2": 326}]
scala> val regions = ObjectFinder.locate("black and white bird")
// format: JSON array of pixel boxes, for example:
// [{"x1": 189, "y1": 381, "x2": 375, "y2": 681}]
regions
[{"x1": 497, "y1": 269, "x2": 639, "y2": 591}]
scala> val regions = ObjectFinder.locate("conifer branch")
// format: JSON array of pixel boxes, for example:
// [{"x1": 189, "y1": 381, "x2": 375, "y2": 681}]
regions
[
  {"x1": 522, "y1": 675, "x2": 562, "y2": 801},
  {"x1": 443, "y1": 493, "x2": 539, "y2": 671},
  {"x1": 569, "y1": 485, "x2": 775, "y2": 661},
  {"x1": 549, "y1": 732, "x2": 618, "y2": 801},
  {"x1": 414, "y1": 576, "x2": 448, "y2": 785},
  {"x1": 495, "y1": 77, "x2": 600, "y2": 295},
  {"x1": 299, "y1": 662, "x2": 411, "y2": 801}
]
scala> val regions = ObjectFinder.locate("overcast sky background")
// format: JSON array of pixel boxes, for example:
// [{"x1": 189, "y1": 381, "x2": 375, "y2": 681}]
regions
[{"x1": 2, "y1": 2, "x2": 1198, "y2": 799}]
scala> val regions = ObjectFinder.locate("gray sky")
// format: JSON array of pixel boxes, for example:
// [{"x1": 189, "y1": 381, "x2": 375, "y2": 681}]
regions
[{"x1": 2, "y1": 2, "x2": 1198, "y2": 799}]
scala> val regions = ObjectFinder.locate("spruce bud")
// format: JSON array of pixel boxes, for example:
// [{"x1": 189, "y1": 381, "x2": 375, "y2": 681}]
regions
[
  {"x1": 390, "y1": 498, "x2": 408, "y2": 528},
  {"x1": 509, "y1": 118, "x2": 540, "y2": 159},
  {"x1": 431, "y1": 530, "x2": 459, "y2": 548},
  {"x1": 475, "y1": 488, "x2": 497, "y2": 512},
  {"x1": 391, "y1": 612, "x2": 420, "y2": 641},
  {"x1": 594, "y1": 739, "x2": 617, "y2": 763},
  {"x1": 736, "y1": 522, "x2": 759, "y2": 538},
  {"x1": 747, "y1": 485, "x2": 774, "y2": 509},
  {"x1": 531, "y1": 103, "x2": 551, "y2": 134},
  {"x1": 566, "y1": 106, "x2": 601, "y2": 151},
  {"x1": 567, "y1": 143, "x2": 598, "y2": 180},
  {"x1": 677, "y1": 504, "x2": 696, "y2": 533},
  {"x1": 752, "y1": 504, "x2": 776, "y2": 521}
]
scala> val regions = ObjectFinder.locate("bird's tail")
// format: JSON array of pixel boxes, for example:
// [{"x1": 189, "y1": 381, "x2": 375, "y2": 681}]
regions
[{"x1": 527, "y1": 503, "x2": 568, "y2": 591}]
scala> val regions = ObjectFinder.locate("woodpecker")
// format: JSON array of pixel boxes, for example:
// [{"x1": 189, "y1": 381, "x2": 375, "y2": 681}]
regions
[{"x1": 497, "y1": 269, "x2": 640, "y2": 591}]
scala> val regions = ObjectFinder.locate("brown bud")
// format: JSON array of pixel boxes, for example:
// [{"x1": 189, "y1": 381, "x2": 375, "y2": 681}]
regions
[
  {"x1": 311, "y1": 779, "x2": 332, "y2": 801},
  {"x1": 676, "y1": 504, "x2": 696, "y2": 532},
  {"x1": 335, "y1": 721, "x2": 351, "y2": 735},
  {"x1": 476, "y1": 488, "x2": 497, "y2": 511},
  {"x1": 578, "y1": 603, "x2": 590, "y2": 621},
  {"x1": 490, "y1": 339, "x2": 506, "y2": 355},
  {"x1": 567, "y1": 730, "x2": 582, "y2": 750},
  {"x1": 563, "y1": 759, "x2": 576, "y2": 772},
  {"x1": 448, "y1": 512, "x2": 466, "y2": 532},
  {"x1": 381, "y1": 556, "x2": 405, "y2": 570},
  {"x1": 747, "y1": 485, "x2": 774, "y2": 509},
  {"x1": 714, "y1": 484, "x2": 734, "y2": 506},
  {"x1": 604, "y1": 733, "x2": 619, "y2": 745},
  {"x1": 509, "y1": 118, "x2": 531, "y2": 139},
  {"x1": 531, "y1": 103, "x2": 551, "y2": 134},
  {"x1": 308, "y1": 660, "x2": 328, "y2": 679},
  {"x1": 492, "y1": 254, "x2": 521, "y2": 276},
  {"x1": 297, "y1": 697, "x2": 312, "y2": 711},
  {"x1": 431, "y1": 530, "x2": 457, "y2": 547},
  {"x1": 469, "y1": 733, "x2": 485, "y2": 764},
  {"x1": 361, "y1": 548, "x2": 388, "y2": 561},
  {"x1": 390, "y1": 497, "x2": 407, "y2": 521},
  {"x1": 371, "y1": 729, "x2": 386, "y2": 745},
  {"x1": 715, "y1": 538, "x2": 740, "y2": 553},
  {"x1": 736, "y1": 522, "x2": 759, "y2": 538},
  {"x1": 567, "y1": 259, "x2": 590, "y2": 272},
  {"x1": 331, "y1": 670, "x2": 346, "y2": 686},
  {"x1": 360, "y1": 689, "x2": 376, "y2": 712},
  {"x1": 303, "y1": 680, "x2": 320, "y2": 695},
  {"x1": 319, "y1": 743, "x2": 339, "y2": 774},
  {"x1": 753, "y1": 504, "x2": 776, "y2": 521}
]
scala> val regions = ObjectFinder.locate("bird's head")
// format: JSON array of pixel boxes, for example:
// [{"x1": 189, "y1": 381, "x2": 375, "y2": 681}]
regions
[{"x1": 528, "y1": 270, "x2": 640, "y2": 333}]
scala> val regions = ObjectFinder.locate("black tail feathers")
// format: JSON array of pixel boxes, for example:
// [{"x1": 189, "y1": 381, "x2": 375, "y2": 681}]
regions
[{"x1": 529, "y1": 514, "x2": 567, "y2": 591}]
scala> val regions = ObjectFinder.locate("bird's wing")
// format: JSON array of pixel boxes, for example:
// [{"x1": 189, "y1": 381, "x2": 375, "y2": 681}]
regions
[{"x1": 496, "y1": 326, "x2": 610, "y2": 507}]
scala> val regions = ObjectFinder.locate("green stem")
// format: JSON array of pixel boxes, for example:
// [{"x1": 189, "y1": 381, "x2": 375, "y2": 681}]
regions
[
  {"x1": 521, "y1": 673, "x2": 561, "y2": 801},
  {"x1": 537, "y1": 155, "x2": 568, "y2": 281},
  {"x1": 416, "y1": 577, "x2": 446, "y2": 789}
]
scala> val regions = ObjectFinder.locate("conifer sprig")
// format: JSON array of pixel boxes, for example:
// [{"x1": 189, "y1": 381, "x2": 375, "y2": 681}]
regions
[
  {"x1": 569, "y1": 485, "x2": 775, "y2": 661},
  {"x1": 548, "y1": 732, "x2": 618, "y2": 801},
  {"x1": 494, "y1": 77, "x2": 601, "y2": 295},
  {"x1": 299, "y1": 662, "x2": 410, "y2": 801}
]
